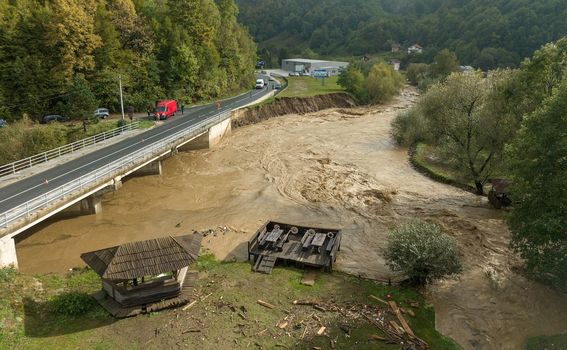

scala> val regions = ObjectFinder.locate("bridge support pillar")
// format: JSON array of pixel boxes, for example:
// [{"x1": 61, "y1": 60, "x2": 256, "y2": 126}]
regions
[
  {"x1": 208, "y1": 117, "x2": 231, "y2": 148},
  {"x1": 133, "y1": 160, "x2": 162, "y2": 177},
  {"x1": 179, "y1": 117, "x2": 232, "y2": 151},
  {"x1": 0, "y1": 235, "x2": 18, "y2": 268},
  {"x1": 113, "y1": 176, "x2": 122, "y2": 191},
  {"x1": 80, "y1": 195, "x2": 102, "y2": 215}
]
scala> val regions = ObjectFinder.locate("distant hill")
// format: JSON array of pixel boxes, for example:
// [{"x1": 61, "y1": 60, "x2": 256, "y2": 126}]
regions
[{"x1": 237, "y1": 0, "x2": 567, "y2": 69}]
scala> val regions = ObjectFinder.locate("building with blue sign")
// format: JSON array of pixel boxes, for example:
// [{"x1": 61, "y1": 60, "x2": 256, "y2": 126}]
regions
[{"x1": 281, "y1": 59, "x2": 348, "y2": 76}]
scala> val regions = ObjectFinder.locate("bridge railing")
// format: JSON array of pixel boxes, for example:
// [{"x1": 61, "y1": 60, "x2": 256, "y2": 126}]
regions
[
  {"x1": 1, "y1": 112, "x2": 230, "y2": 229},
  {"x1": 0, "y1": 121, "x2": 140, "y2": 178}
]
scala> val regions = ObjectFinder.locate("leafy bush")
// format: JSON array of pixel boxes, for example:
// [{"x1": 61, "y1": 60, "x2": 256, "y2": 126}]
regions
[
  {"x1": 390, "y1": 108, "x2": 428, "y2": 146},
  {"x1": 51, "y1": 292, "x2": 95, "y2": 316},
  {"x1": 366, "y1": 62, "x2": 404, "y2": 104},
  {"x1": 0, "y1": 265, "x2": 17, "y2": 283},
  {"x1": 406, "y1": 63, "x2": 429, "y2": 86},
  {"x1": 0, "y1": 116, "x2": 67, "y2": 165},
  {"x1": 383, "y1": 221, "x2": 462, "y2": 285}
]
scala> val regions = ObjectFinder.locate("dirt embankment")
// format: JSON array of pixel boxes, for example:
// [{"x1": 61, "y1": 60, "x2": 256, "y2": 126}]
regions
[{"x1": 231, "y1": 92, "x2": 357, "y2": 127}]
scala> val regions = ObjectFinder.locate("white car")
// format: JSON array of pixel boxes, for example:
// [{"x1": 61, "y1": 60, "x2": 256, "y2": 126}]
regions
[
  {"x1": 255, "y1": 79, "x2": 265, "y2": 89},
  {"x1": 93, "y1": 108, "x2": 109, "y2": 119}
]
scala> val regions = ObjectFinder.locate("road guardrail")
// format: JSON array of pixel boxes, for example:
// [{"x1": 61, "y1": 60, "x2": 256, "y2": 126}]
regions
[
  {"x1": 1, "y1": 112, "x2": 230, "y2": 229},
  {"x1": 0, "y1": 121, "x2": 140, "y2": 178}
]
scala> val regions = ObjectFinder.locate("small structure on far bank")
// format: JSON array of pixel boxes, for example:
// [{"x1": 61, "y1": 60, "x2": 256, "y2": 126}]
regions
[
  {"x1": 248, "y1": 221, "x2": 342, "y2": 274},
  {"x1": 81, "y1": 234, "x2": 202, "y2": 318}
]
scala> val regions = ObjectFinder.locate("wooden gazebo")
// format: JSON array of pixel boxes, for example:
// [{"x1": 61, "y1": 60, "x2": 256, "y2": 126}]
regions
[{"x1": 81, "y1": 233, "x2": 202, "y2": 318}]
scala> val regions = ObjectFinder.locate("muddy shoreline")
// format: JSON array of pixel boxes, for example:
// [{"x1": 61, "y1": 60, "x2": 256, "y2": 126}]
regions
[{"x1": 15, "y1": 88, "x2": 567, "y2": 349}]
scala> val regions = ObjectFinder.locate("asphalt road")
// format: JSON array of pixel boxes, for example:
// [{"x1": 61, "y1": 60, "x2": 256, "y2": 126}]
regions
[{"x1": 0, "y1": 79, "x2": 275, "y2": 215}]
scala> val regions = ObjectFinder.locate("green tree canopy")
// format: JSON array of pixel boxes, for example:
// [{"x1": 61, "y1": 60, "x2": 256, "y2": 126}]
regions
[
  {"x1": 417, "y1": 70, "x2": 521, "y2": 194},
  {"x1": 506, "y1": 79, "x2": 567, "y2": 289},
  {"x1": 0, "y1": 0, "x2": 256, "y2": 121}
]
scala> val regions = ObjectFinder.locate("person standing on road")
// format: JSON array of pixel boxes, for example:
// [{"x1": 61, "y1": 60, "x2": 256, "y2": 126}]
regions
[
  {"x1": 216, "y1": 101, "x2": 221, "y2": 111},
  {"x1": 127, "y1": 106, "x2": 134, "y2": 121},
  {"x1": 181, "y1": 104, "x2": 184, "y2": 114}
]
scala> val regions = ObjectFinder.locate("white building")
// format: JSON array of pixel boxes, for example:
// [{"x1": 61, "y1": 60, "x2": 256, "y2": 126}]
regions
[
  {"x1": 407, "y1": 44, "x2": 423, "y2": 54},
  {"x1": 281, "y1": 59, "x2": 349, "y2": 76}
]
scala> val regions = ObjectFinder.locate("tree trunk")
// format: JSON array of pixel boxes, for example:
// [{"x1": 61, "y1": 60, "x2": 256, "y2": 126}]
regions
[{"x1": 475, "y1": 180, "x2": 484, "y2": 195}]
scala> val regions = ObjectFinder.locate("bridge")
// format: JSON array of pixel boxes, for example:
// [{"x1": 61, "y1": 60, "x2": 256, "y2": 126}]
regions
[{"x1": 0, "y1": 80, "x2": 275, "y2": 267}]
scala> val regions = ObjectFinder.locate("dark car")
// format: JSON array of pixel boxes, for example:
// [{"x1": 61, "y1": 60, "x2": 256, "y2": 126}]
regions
[
  {"x1": 41, "y1": 114, "x2": 67, "y2": 124},
  {"x1": 0, "y1": 119, "x2": 7, "y2": 128}
]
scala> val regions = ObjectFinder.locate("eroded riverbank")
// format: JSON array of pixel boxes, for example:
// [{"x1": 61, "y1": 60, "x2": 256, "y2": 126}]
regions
[{"x1": 15, "y1": 88, "x2": 567, "y2": 349}]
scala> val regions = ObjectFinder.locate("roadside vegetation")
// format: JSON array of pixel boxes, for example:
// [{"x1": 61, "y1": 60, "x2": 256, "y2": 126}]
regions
[
  {"x1": 0, "y1": 117, "x2": 150, "y2": 166},
  {"x1": 0, "y1": 257, "x2": 461, "y2": 349},
  {"x1": 0, "y1": 0, "x2": 256, "y2": 122},
  {"x1": 392, "y1": 37, "x2": 567, "y2": 290}
]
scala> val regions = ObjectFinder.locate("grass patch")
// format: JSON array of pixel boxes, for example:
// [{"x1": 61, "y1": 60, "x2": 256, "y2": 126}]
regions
[
  {"x1": 0, "y1": 258, "x2": 462, "y2": 349},
  {"x1": 524, "y1": 335, "x2": 567, "y2": 349},
  {"x1": 413, "y1": 143, "x2": 463, "y2": 183},
  {"x1": 136, "y1": 120, "x2": 155, "y2": 129},
  {"x1": 411, "y1": 143, "x2": 479, "y2": 193},
  {"x1": 278, "y1": 76, "x2": 344, "y2": 98}
]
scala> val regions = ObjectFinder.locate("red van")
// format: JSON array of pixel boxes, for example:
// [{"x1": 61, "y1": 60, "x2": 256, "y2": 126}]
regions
[{"x1": 153, "y1": 100, "x2": 177, "y2": 120}]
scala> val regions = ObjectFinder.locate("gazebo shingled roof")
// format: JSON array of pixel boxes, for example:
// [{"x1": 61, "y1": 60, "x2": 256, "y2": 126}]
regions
[{"x1": 81, "y1": 234, "x2": 202, "y2": 280}]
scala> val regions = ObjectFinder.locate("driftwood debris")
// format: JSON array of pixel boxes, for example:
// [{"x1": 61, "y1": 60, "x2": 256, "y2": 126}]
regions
[
  {"x1": 257, "y1": 300, "x2": 276, "y2": 309},
  {"x1": 369, "y1": 295, "x2": 389, "y2": 306},
  {"x1": 370, "y1": 335, "x2": 387, "y2": 341},
  {"x1": 402, "y1": 307, "x2": 416, "y2": 317},
  {"x1": 182, "y1": 300, "x2": 198, "y2": 311},
  {"x1": 316, "y1": 326, "x2": 326, "y2": 335}
]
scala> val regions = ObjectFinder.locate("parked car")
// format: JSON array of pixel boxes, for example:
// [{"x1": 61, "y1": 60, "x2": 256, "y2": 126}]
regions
[
  {"x1": 41, "y1": 114, "x2": 67, "y2": 124},
  {"x1": 300, "y1": 71, "x2": 310, "y2": 76},
  {"x1": 93, "y1": 108, "x2": 109, "y2": 119},
  {"x1": 289, "y1": 72, "x2": 299, "y2": 77},
  {"x1": 255, "y1": 79, "x2": 265, "y2": 89},
  {"x1": 0, "y1": 119, "x2": 7, "y2": 127},
  {"x1": 274, "y1": 83, "x2": 282, "y2": 90},
  {"x1": 153, "y1": 100, "x2": 177, "y2": 120}
]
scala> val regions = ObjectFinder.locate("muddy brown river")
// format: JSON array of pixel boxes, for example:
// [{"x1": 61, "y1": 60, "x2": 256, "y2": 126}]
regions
[{"x1": 15, "y1": 88, "x2": 567, "y2": 349}]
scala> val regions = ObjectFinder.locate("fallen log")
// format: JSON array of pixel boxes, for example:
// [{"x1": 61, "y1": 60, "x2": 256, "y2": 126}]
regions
[
  {"x1": 370, "y1": 335, "x2": 388, "y2": 341},
  {"x1": 182, "y1": 300, "x2": 198, "y2": 311},
  {"x1": 317, "y1": 326, "x2": 326, "y2": 336},
  {"x1": 313, "y1": 304, "x2": 326, "y2": 312},
  {"x1": 257, "y1": 300, "x2": 276, "y2": 309},
  {"x1": 369, "y1": 295, "x2": 389, "y2": 306}
]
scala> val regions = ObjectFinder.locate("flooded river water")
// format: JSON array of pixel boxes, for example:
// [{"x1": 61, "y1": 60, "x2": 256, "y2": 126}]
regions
[{"x1": 15, "y1": 88, "x2": 567, "y2": 349}]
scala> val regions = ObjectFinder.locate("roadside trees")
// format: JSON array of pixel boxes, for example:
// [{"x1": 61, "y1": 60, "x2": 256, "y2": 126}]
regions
[
  {"x1": 506, "y1": 80, "x2": 567, "y2": 289},
  {"x1": 383, "y1": 221, "x2": 461, "y2": 285},
  {"x1": 417, "y1": 71, "x2": 520, "y2": 194}
]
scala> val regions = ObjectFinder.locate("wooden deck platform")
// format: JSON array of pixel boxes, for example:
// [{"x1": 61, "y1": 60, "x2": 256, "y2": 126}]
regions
[
  {"x1": 93, "y1": 270, "x2": 198, "y2": 318},
  {"x1": 248, "y1": 221, "x2": 342, "y2": 274}
]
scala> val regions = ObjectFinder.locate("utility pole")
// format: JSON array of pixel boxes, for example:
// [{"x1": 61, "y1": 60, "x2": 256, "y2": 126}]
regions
[{"x1": 119, "y1": 75, "x2": 125, "y2": 121}]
